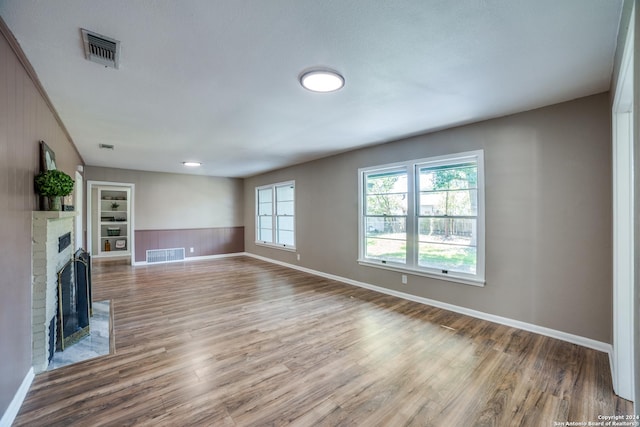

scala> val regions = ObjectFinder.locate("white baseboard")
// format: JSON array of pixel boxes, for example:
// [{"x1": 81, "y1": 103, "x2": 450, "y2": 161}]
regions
[
  {"x1": 0, "y1": 367, "x2": 34, "y2": 427},
  {"x1": 245, "y1": 253, "x2": 613, "y2": 355},
  {"x1": 133, "y1": 252, "x2": 244, "y2": 266}
]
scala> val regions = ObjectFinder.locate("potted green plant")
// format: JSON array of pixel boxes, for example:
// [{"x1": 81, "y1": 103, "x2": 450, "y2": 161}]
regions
[
  {"x1": 34, "y1": 169, "x2": 74, "y2": 211},
  {"x1": 111, "y1": 202, "x2": 120, "y2": 211}
]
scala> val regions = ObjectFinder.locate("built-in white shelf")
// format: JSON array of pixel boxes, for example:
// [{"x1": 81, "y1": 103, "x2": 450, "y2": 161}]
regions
[{"x1": 97, "y1": 187, "x2": 131, "y2": 257}]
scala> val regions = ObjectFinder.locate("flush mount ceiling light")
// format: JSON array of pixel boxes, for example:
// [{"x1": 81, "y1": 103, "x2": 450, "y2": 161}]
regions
[
  {"x1": 182, "y1": 161, "x2": 202, "y2": 167},
  {"x1": 299, "y1": 68, "x2": 345, "y2": 93}
]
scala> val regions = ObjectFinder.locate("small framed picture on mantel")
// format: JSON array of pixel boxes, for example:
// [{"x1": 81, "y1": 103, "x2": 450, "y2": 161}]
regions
[{"x1": 39, "y1": 141, "x2": 56, "y2": 173}]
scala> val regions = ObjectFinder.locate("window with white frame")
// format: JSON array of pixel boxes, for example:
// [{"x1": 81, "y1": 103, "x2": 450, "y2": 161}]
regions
[
  {"x1": 256, "y1": 181, "x2": 295, "y2": 249},
  {"x1": 358, "y1": 150, "x2": 485, "y2": 285}
]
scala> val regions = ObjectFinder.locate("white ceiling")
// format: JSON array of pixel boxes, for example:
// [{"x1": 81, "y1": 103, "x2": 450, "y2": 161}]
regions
[{"x1": 0, "y1": 0, "x2": 624, "y2": 178}]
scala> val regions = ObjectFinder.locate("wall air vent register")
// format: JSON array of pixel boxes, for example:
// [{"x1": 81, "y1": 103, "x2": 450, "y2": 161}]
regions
[
  {"x1": 146, "y1": 248, "x2": 186, "y2": 264},
  {"x1": 81, "y1": 29, "x2": 120, "y2": 69}
]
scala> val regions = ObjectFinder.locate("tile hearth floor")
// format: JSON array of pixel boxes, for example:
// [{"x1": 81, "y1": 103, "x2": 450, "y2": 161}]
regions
[{"x1": 48, "y1": 300, "x2": 112, "y2": 370}]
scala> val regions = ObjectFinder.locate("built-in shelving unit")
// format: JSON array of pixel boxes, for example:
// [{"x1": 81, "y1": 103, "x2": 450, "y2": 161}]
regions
[{"x1": 97, "y1": 187, "x2": 131, "y2": 257}]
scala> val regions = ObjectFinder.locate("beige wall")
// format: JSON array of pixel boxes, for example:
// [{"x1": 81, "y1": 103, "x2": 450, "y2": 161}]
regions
[
  {"x1": 84, "y1": 167, "x2": 244, "y2": 230},
  {"x1": 244, "y1": 93, "x2": 612, "y2": 343},
  {"x1": 0, "y1": 20, "x2": 83, "y2": 417}
]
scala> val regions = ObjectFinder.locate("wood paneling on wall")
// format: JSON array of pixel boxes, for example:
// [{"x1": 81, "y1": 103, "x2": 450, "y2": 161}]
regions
[
  {"x1": 0, "y1": 18, "x2": 83, "y2": 418},
  {"x1": 134, "y1": 227, "x2": 244, "y2": 262}
]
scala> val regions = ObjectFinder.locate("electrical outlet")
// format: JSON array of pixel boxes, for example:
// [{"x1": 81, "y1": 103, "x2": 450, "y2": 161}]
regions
[
  {"x1": 190, "y1": 247, "x2": 194, "y2": 253},
  {"x1": 297, "y1": 253, "x2": 301, "y2": 261},
  {"x1": 401, "y1": 274, "x2": 407, "y2": 284}
]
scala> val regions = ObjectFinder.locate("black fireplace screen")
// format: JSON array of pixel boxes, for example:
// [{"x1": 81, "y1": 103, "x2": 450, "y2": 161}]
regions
[
  {"x1": 57, "y1": 250, "x2": 91, "y2": 351},
  {"x1": 75, "y1": 249, "x2": 92, "y2": 316},
  {"x1": 48, "y1": 318, "x2": 56, "y2": 363}
]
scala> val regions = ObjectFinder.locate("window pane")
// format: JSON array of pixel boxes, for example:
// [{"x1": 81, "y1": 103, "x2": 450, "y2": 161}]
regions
[
  {"x1": 366, "y1": 194, "x2": 407, "y2": 215},
  {"x1": 276, "y1": 185, "x2": 294, "y2": 201},
  {"x1": 365, "y1": 216, "x2": 406, "y2": 238},
  {"x1": 418, "y1": 218, "x2": 476, "y2": 246},
  {"x1": 418, "y1": 242, "x2": 476, "y2": 274},
  {"x1": 258, "y1": 188, "x2": 272, "y2": 203},
  {"x1": 258, "y1": 227, "x2": 273, "y2": 242},
  {"x1": 259, "y1": 216, "x2": 272, "y2": 242},
  {"x1": 277, "y1": 200, "x2": 294, "y2": 215},
  {"x1": 418, "y1": 196, "x2": 478, "y2": 273},
  {"x1": 276, "y1": 184, "x2": 295, "y2": 245},
  {"x1": 366, "y1": 171, "x2": 407, "y2": 194},
  {"x1": 446, "y1": 189, "x2": 476, "y2": 216},
  {"x1": 366, "y1": 237, "x2": 406, "y2": 264},
  {"x1": 364, "y1": 216, "x2": 406, "y2": 263},
  {"x1": 418, "y1": 192, "x2": 447, "y2": 216},
  {"x1": 277, "y1": 216, "x2": 294, "y2": 232},
  {"x1": 258, "y1": 202, "x2": 272, "y2": 216},
  {"x1": 258, "y1": 188, "x2": 273, "y2": 216},
  {"x1": 419, "y1": 164, "x2": 477, "y2": 191},
  {"x1": 258, "y1": 216, "x2": 271, "y2": 228},
  {"x1": 277, "y1": 229, "x2": 295, "y2": 246},
  {"x1": 419, "y1": 189, "x2": 476, "y2": 216}
]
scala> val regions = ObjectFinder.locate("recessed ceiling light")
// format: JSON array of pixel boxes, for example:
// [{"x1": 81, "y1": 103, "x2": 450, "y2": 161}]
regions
[
  {"x1": 299, "y1": 68, "x2": 345, "y2": 93},
  {"x1": 182, "y1": 161, "x2": 202, "y2": 167}
]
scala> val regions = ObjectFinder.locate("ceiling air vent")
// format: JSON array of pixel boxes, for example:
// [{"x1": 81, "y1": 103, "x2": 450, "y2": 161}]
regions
[{"x1": 81, "y1": 29, "x2": 120, "y2": 69}]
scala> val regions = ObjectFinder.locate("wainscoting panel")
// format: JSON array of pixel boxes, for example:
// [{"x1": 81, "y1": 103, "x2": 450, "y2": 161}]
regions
[{"x1": 134, "y1": 227, "x2": 244, "y2": 262}]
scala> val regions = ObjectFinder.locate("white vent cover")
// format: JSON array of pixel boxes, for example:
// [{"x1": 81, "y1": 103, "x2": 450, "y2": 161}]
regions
[
  {"x1": 81, "y1": 29, "x2": 120, "y2": 69},
  {"x1": 146, "y1": 248, "x2": 185, "y2": 264}
]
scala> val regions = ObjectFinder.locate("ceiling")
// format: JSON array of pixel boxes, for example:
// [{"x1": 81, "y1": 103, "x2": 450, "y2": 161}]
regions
[{"x1": 0, "y1": 1, "x2": 624, "y2": 178}]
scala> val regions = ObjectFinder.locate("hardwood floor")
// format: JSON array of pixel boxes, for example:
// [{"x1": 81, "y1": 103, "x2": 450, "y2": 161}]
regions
[{"x1": 15, "y1": 257, "x2": 632, "y2": 426}]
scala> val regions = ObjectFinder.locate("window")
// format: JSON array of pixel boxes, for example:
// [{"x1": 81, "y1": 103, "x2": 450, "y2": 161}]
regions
[
  {"x1": 256, "y1": 181, "x2": 295, "y2": 249},
  {"x1": 358, "y1": 150, "x2": 484, "y2": 285},
  {"x1": 363, "y1": 169, "x2": 408, "y2": 264}
]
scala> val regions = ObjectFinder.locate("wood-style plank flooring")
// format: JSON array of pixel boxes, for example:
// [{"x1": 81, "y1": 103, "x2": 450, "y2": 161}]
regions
[{"x1": 15, "y1": 257, "x2": 632, "y2": 426}]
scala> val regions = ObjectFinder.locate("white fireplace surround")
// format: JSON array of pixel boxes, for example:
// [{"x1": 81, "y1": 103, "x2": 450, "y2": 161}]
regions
[{"x1": 31, "y1": 211, "x2": 77, "y2": 373}]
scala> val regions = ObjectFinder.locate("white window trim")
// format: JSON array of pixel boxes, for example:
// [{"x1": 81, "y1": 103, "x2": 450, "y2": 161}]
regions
[
  {"x1": 255, "y1": 180, "x2": 296, "y2": 251},
  {"x1": 358, "y1": 150, "x2": 485, "y2": 286}
]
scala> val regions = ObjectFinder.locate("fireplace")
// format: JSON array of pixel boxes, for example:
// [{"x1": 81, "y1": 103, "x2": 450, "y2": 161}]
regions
[{"x1": 32, "y1": 211, "x2": 78, "y2": 373}]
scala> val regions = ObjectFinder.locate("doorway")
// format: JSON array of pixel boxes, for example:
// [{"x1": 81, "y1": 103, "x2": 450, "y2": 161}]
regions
[
  {"x1": 86, "y1": 180, "x2": 135, "y2": 265},
  {"x1": 611, "y1": 5, "x2": 634, "y2": 403}
]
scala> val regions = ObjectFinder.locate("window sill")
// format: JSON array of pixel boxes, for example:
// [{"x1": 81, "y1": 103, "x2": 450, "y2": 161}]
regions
[
  {"x1": 255, "y1": 242, "x2": 297, "y2": 252},
  {"x1": 357, "y1": 259, "x2": 485, "y2": 287}
]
